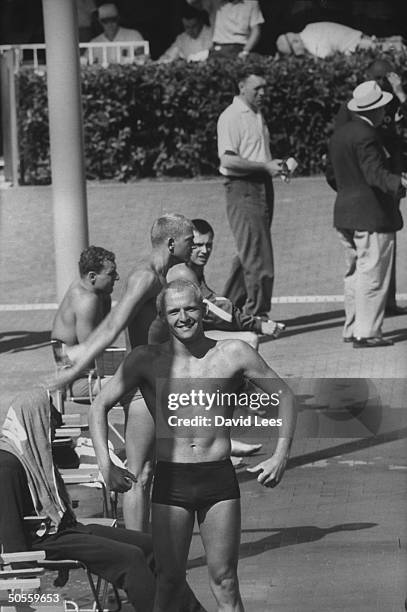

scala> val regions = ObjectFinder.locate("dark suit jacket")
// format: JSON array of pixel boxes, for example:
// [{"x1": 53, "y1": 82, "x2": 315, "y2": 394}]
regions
[{"x1": 329, "y1": 115, "x2": 404, "y2": 232}]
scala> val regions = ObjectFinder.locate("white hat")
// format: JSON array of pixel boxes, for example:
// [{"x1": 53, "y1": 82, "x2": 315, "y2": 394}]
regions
[
  {"x1": 98, "y1": 3, "x2": 119, "y2": 20},
  {"x1": 347, "y1": 80, "x2": 393, "y2": 112}
]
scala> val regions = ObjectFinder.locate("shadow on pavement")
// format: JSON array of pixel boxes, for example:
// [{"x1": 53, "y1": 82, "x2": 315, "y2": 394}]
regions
[
  {"x1": 188, "y1": 522, "x2": 377, "y2": 568},
  {"x1": 235, "y1": 426, "x2": 407, "y2": 485},
  {"x1": 281, "y1": 309, "x2": 345, "y2": 327},
  {"x1": 286, "y1": 425, "x2": 407, "y2": 469},
  {"x1": 383, "y1": 327, "x2": 407, "y2": 343},
  {"x1": 0, "y1": 330, "x2": 51, "y2": 353}
]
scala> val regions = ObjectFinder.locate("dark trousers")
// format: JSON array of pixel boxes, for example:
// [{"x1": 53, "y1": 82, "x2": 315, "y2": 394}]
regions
[
  {"x1": 32, "y1": 523, "x2": 154, "y2": 609},
  {"x1": 223, "y1": 176, "x2": 274, "y2": 317}
]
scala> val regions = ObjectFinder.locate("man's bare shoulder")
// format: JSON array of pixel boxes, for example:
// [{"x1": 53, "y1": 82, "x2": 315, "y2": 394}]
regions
[
  {"x1": 124, "y1": 342, "x2": 171, "y2": 367},
  {"x1": 167, "y1": 264, "x2": 198, "y2": 283},
  {"x1": 216, "y1": 338, "x2": 257, "y2": 355},
  {"x1": 208, "y1": 338, "x2": 258, "y2": 368},
  {"x1": 125, "y1": 265, "x2": 162, "y2": 295},
  {"x1": 67, "y1": 282, "x2": 100, "y2": 310}
]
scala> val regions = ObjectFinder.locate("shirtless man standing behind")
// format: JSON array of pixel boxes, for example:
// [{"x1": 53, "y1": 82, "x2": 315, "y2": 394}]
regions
[
  {"x1": 51, "y1": 245, "x2": 119, "y2": 397},
  {"x1": 89, "y1": 279, "x2": 297, "y2": 612},
  {"x1": 53, "y1": 214, "x2": 195, "y2": 531}
]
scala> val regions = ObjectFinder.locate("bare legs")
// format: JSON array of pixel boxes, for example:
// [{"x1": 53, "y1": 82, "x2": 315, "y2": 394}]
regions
[
  {"x1": 152, "y1": 500, "x2": 244, "y2": 612},
  {"x1": 123, "y1": 398, "x2": 155, "y2": 531}
]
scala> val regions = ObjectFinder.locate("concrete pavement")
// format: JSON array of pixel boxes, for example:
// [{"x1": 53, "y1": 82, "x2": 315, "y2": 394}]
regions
[{"x1": 0, "y1": 178, "x2": 406, "y2": 611}]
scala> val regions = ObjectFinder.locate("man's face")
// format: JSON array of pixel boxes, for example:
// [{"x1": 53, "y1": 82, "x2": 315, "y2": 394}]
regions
[
  {"x1": 163, "y1": 287, "x2": 203, "y2": 342},
  {"x1": 290, "y1": 34, "x2": 305, "y2": 56},
  {"x1": 190, "y1": 230, "x2": 213, "y2": 267},
  {"x1": 93, "y1": 260, "x2": 119, "y2": 294},
  {"x1": 239, "y1": 75, "x2": 267, "y2": 111},
  {"x1": 100, "y1": 15, "x2": 119, "y2": 40},
  {"x1": 370, "y1": 106, "x2": 386, "y2": 127},
  {"x1": 171, "y1": 231, "x2": 194, "y2": 263},
  {"x1": 183, "y1": 17, "x2": 203, "y2": 39}
]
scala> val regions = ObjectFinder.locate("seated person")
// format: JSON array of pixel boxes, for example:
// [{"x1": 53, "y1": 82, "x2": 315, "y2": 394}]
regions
[
  {"x1": 89, "y1": 3, "x2": 145, "y2": 65},
  {"x1": 168, "y1": 218, "x2": 285, "y2": 345},
  {"x1": 158, "y1": 5, "x2": 212, "y2": 63},
  {"x1": 0, "y1": 386, "x2": 206, "y2": 612},
  {"x1": 51, "y1": 245, "x2": 119, "y2": 398},
  {"x1": 276, "y1": 22, "x2": 379, "y2": 58},
  {"x1": 187, "y1": 0, "x2": 264, "y2": 58}
]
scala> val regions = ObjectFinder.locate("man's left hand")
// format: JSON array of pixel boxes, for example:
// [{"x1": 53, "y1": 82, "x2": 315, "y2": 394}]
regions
[{"x1": 246, "y1": 453, "x2": 289, "y2": 487}]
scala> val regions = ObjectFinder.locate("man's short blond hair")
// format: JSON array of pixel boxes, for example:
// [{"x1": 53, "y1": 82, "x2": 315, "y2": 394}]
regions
[
  {"x1": 156, "y1": 279, "x2": 203, "y2": 316},
  {"x1": 150, "y1": 214, "x2": 194, "y2": 247}
]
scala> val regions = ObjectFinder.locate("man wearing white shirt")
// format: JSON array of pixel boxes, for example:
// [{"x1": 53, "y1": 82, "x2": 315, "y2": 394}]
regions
[
  {"x1": 158, "y1": 8, "x2": 212, "y2": 63},
  {"x1": 187, "y1": 0, "x2": 264, "y2": 57},
  {"x1": 90, "y1": 3, "x2": 144, "y2": 65},
  {"x1": 217, "y1": 66, "x2": 283, "y2": 318}
]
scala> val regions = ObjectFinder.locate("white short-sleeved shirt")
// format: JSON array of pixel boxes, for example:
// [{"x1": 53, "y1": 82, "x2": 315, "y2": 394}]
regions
[
  {"x1": 160, "y1": 25, "x2": 212, "y2": 62},
  {"x1": 90, "y1": 27, "x2": 144, "y2": 64},
  {"x1": 300, "y1": 22, "x2": 363, "y2": 58},
  {"x1": 213, "y1": 0, "x2": 264, "y2": 45},
  {"x1": 217, "y1": 96, "x2": 271, "y2": 176}
]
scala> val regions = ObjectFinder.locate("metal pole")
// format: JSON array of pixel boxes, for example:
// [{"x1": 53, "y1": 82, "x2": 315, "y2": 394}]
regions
[
  {"x1": 0, "y1": 49, "x2": 19, "y2": 184},
  {"x1": 42, "y1": 0, "x2": 89, "y2": 301}
]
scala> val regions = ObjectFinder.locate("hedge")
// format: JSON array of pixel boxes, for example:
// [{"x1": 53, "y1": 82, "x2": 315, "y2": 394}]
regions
[{"x1": 17, "y1": 50, "x2": 406, "y2": 184}]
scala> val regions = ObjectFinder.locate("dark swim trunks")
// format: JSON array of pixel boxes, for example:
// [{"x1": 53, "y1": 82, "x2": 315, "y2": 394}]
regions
[{"x1": 152, "y1": 459, "x2": 240, "y2": 512}]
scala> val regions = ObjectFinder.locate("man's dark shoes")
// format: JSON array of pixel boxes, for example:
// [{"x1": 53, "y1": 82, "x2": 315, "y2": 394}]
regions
[
  {"x1": 385, "y1": 305, "x2": 407, "y2": 316},
  {"x1": 353, "y1": 337, "x2": 394, "y2": 348},
  {"x1": 343, "y1": 337, "x2": 354, "y2": 343}
]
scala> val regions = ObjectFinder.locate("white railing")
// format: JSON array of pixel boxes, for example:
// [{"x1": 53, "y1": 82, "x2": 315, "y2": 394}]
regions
[{"x1": 0, "y1": 41, "x2": 150, "y2": 72}]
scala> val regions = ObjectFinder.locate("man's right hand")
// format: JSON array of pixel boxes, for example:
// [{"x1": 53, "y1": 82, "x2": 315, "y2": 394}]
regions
[
  {"x1": 264, "y1": 159, "x2": 284, "y2": 177},
  {"x1": 102, "y1": 463, "x2": 137, "y2": 494}
]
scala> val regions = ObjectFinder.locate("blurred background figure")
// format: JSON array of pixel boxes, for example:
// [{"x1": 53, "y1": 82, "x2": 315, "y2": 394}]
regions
[
  {"x1": 158, "y1": 4, "x2": 212, "y2": 63},
  {"x1": 90, "y1": 2, "x2": 144, "y2": 64},
  {"x1": 76, "y1": 0, "x2": 97, "y2": 42},
  {"x1": 276, "y1": 21, "x2": 377, "y2": 58},
  {"x1": 187, "y1": 0, "x2": 264, "y2": 58}
]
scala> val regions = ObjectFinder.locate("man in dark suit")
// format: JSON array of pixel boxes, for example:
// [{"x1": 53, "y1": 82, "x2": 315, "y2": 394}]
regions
[
  {"x1": 329, "y1": 80, "x2": 407, "y2": 348},
  {"x1": 334, "y1": 58, "x2": 407, "y2": 316}
]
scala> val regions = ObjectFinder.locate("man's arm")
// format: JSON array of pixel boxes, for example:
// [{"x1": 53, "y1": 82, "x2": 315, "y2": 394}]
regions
[
  {"x1": 239, "y1": 24, "x2": 261, "y2": 56},
  {"x1": 75, "y1": 294, "x2": 107, "y2": 344},
  {"x1": 356, "y1": 132, "x2": 405, "y2": 197},
  {"x1": 157, "y1": 38, "x2": 181, "y2": 63},
  {"x1": 220, "y1": 153, "x2": 283, "y2": 177},
  {"x1": 88, "y1": 347, "x2": 148, "y2": 493},
  {"x1": 52, "y1": 269, "x2": 158, "y2": 389},
  {"x1": 226, "y1": 341, "x2": 297, "y2": 486}
]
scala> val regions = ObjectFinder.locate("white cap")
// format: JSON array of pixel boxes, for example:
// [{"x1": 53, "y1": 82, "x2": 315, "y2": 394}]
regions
[{"x1": 98, "y1": 3, "x2": 119, "y2": 20}]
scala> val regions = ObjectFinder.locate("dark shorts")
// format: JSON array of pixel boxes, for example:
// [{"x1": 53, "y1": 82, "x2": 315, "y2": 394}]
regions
[{"x1": 152, "y1": 459, "x2": 240, "y2": 512}]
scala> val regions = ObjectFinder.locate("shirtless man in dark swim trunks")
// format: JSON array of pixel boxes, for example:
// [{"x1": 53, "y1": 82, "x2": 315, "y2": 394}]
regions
[
  {"x1": 89, "y1": 279, "x2": 297, "y2": 611},
  {"x1": 53, "y1": 214, "x2": 195, "y2": 531}
]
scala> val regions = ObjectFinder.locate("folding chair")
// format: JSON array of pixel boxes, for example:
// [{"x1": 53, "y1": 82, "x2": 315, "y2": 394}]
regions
[{"x1": 0, "y1": 550, "x2": 46, "y2": 594}]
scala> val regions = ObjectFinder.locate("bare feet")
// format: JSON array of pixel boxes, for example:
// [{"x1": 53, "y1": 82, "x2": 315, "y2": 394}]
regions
[
  {"x1": 260, "y1": 320, "x2": 286, "y2": 338},
  {"x1": 231, "y1": 439, "x2": 262, "y2": 457}
]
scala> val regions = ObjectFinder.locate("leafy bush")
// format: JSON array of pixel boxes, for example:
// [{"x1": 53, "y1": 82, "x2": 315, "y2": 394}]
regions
[{"x1": 17, "y1": 50, "x2": 406, "y2": 184}]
